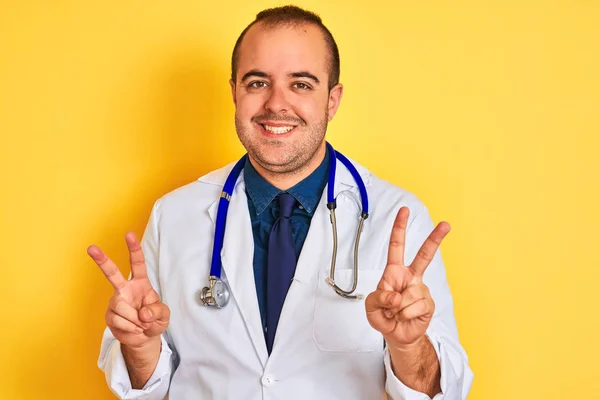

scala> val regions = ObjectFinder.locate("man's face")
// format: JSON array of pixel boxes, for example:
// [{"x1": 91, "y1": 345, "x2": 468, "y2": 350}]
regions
[{"x1": 231, "y1": 22, "x2": 343, "y2": 174}]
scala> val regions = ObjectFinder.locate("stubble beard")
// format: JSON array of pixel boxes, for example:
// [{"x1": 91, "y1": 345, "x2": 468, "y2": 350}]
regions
[{"x1": 235, "y1": 114, "x2": 329, "y2": 177}]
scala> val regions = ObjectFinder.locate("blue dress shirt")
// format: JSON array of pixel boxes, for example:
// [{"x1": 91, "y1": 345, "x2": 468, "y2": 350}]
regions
[{"x1": 244, "y1": 149, "x2": 330, "y2": 335}]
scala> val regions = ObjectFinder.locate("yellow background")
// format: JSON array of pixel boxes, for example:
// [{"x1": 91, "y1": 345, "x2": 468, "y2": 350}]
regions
[{"x1": 1, "y1": 1, "x2": 598, "y2": 399}]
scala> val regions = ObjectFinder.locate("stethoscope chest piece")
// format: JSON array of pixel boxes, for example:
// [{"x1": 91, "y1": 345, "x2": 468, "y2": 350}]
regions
[{"x1": 200, "y1": 276, "x2": 230, "y2": 308}]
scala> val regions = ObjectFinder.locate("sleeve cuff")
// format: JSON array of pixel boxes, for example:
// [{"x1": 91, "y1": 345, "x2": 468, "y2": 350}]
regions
[
  {"x1": 98, "y1": 329, "x2": 173, "y2": 400},
  {"x1": 384, "y1": 331, "x2": 473, "y2": 400}
]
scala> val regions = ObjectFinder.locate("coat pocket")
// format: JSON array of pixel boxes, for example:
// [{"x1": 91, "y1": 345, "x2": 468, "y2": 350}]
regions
[{"x1": 312, "y1": 268, "x2": 384, "y2": 352}]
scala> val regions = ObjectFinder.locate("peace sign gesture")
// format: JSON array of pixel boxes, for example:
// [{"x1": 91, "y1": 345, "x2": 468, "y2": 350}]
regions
[
  {"x1": 87, "y1": 232, "x2": 170, "y2": 349},
  {"x1": 365, "y1": 206, "x2": 450, "y2": 349}
]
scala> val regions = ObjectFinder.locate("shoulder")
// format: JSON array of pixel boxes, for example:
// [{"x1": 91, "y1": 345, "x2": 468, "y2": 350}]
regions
[
  {"x1": 371, "y1": 175, "x2": 426, "y2": 214},
  {"x1": 151, "y1": 161, "x2": 238, "y2": 215},
  {"x1": 350, "y1": 157, "x2": 428, "y2": 220}
]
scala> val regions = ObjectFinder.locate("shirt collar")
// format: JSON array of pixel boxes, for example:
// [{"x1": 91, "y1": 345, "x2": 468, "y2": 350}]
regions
[{"x1": 243, "y1": 147, "x2": 330, "y2": 216}]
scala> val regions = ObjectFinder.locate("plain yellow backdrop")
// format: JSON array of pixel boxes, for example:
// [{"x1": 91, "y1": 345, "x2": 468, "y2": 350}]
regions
[{"x1": 1, "y1": 1, "x2": 598, "y2": 399}]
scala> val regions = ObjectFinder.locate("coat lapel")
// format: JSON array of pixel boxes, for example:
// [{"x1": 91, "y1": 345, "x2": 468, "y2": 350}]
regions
[{"x1": 206, "y1": 171, "x2": 269, "y2": 366}]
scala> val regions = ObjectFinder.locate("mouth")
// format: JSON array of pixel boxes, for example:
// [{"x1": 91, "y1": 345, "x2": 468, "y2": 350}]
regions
[{"x1": 256, "y1": 122, "x2": 298, "y2": 137}]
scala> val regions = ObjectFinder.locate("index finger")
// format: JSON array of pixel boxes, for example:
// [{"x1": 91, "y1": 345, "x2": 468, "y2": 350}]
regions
[
  {"x1": 386, "y1": 206, "x2": 410, "y2": 268},
  {"x1": 125, "y1": 232, "x2": 147, "y2": 280},
  {"x1": 409, "y1": 221, "x2": 451, "y2": 277},
  {"x1": 87, "y1": 245, "x2": 127, "y2": 290}
]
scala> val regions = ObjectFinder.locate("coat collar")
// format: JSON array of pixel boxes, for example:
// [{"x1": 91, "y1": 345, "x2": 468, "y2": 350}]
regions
[
  {"x1": 243, "y1": 149, "x2": 331, "y2": 216},
  {"x1": 200, "y1": 153, "x2": 372, "y2": 224}
]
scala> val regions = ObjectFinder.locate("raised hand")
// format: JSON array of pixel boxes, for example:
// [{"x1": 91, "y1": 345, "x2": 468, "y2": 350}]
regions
[
  {"x1": 365, "y1": 206, "x2": 450, "y2": 349},
  {"x1": 88, "y1": 232, "x2": 170, "y2": 349}
]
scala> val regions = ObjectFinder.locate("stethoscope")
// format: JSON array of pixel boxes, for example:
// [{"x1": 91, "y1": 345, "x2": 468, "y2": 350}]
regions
[{"x1": 200, "y1": 142, "x2": 369, "y2": 308}]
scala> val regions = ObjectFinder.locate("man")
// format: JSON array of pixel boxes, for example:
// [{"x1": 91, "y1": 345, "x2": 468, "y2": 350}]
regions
[{"x1": 88, "y1": 6, "x2": 473, "y2": 399}]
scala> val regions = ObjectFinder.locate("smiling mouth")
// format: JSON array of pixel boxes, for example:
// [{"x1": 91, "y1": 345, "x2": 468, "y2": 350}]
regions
[{"x1": 259, "y1": 123, "x2": 297, "y2": 135}]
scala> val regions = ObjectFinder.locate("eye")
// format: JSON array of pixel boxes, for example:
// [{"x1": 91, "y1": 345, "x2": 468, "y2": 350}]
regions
[
  {"x1": 293, "y1": 82, "x2": 312, "y2": 90},
  {"x1": 248, "y1": 81, "x2": 268, "y2": 89}
]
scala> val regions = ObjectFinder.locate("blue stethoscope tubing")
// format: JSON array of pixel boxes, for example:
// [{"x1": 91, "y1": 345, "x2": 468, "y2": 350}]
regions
[{"x1": 200, "y1": 142, "x2": 369, "y2": 308}]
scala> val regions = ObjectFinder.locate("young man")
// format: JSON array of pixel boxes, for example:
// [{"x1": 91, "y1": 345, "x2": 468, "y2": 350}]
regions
[{"x1": 89, "y1": 6, "x2": 473, "y2": 399}]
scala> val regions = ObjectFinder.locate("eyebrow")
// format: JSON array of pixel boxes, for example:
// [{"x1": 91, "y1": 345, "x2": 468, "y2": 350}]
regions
[
  {"x1": 290, "y1": 72, "x2": 320, "y2": 84},
  {"x1": 241, "y1": 69, "x2": 270, "y2": 82},
  {"x1": 240, "y1": 69, "x2": 320, "y2": 85}
]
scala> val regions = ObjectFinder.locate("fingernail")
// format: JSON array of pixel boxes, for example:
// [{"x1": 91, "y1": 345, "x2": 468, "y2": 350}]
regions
[
  {"x1": 384, "y1": 310, "x2": 394, "y2": 318},
  {"x1": 144, "y1": 308, "x2": 153, "y2": 319},
  {"x1": 135, "y1": 327, "x2": 143, "y2": 333}
]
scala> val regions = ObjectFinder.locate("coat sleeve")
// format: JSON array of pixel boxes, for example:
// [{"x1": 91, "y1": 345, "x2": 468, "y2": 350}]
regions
[
  {"x1": 384, "y1": 202, "x2": 474, "y2": 400},
  {"x1": 97, "y1": 199, "x2": 178, "y2": 399}
]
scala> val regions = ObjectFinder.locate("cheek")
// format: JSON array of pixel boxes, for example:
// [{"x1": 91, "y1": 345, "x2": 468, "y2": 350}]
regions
[
  {"x1": 235, "y1": 93, "x2": 265, "y2": 119},
  {"x1": 294, "y1": 97, "x2": 327, "y2": 123}
]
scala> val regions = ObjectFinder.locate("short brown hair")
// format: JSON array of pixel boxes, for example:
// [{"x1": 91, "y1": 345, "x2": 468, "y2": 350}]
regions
[{"x1": 231, "y1": 5, "x2": 341, "y2": 91}]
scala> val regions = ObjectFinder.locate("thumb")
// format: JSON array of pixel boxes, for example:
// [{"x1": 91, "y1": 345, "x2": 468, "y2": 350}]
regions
[
  {"x1": 365, "y1": 289, "x2": 402, "y2": 314},
  {"x1": 139, "y1": 302, "x2": 170, "y2": 336}
]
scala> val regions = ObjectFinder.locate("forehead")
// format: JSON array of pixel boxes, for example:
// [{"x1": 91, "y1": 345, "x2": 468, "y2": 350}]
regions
[{"x1": 237, "y1": 22, "x2": 329, "y2": 78}]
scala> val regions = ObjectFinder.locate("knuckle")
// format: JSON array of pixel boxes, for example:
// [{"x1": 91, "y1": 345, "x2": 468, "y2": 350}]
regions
[
  {"x1": 389, "y1": 239, "x2": 403, "y2": 248},
  {"x1": 367, "y1": 291, "x2": 380, "y2": 306},
  {"x1": 108, "y1": 294, "x2": 119, "y2": 309},
  {"x1": 417, "y1": 249, "x2": 433, "y2": 262},
  {"x1": 112, "y1": 296, "x2": 127, "y2": 314},
  {"x1": 108, "y1": 326, "x2": 121, "y2": 339},
  {"x1": 430, "y1": 234, "x2": 443, "y2": 244},
  {"x1": 394, "y1": 217, "x2": 405, "y2": 228},
  {"x1": 106, "y1": 312, "x2": 117, "y2": 327},
  {"x1": 427, "y1": 235, "x2": 442, "y2": 247},
  {"x1": 96, "y1": 255, "x2": 109, "y2": 265},
  {"x1": 104, "y1": 265, "x2": 120, "y2": 279},
  {"x1": 155, "y1": 302, "x2": 170, "y2": 320},
  {"x1": 380, "y1": 291, "x2": 391, "y2": 304},
  {"x1": 114, "y1": 296, "x2": 127, "y2": 310},
  {"x1": 130, "y1": 259, "x2": 145, "y2": 268},
  {"x1": 105, "y1": 265, "x2": 117, "y2": 275}
]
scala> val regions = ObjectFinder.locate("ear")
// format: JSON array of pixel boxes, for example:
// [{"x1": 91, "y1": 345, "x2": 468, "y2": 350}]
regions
[
  {"x1": 229, "y1": 79, "x2": 237, "y2": 106},
  {"x1": 326, "y1": 83, "x2": 344, "y2": 121}
]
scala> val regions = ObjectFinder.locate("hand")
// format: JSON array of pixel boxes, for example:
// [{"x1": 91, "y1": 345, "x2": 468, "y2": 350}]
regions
[
  {"x1": 87, "y1": 232, "x2": 170, "y2": 349},
  {"x1": 365, "y1": 206, "x2": 450, "y2": 349}
]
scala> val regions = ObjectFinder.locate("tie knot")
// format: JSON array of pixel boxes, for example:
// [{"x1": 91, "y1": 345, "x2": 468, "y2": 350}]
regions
[{"x1": 278, "y1": 193, "x2": 296, "y2": 219}]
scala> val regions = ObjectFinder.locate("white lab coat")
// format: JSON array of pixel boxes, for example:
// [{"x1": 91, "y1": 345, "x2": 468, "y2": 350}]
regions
[{"x1": 98, "y1": 156, "x2": 473, "y2": 399}]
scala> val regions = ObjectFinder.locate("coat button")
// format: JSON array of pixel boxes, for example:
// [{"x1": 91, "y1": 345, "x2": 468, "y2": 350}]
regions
[{"x1": 261, "y1": 374, "x2": 275, "y2": 387}]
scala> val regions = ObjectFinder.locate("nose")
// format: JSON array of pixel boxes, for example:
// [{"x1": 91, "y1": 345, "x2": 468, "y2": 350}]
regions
[{"x1": 264, "y1": 85, "x2": 290, "y2": 114}]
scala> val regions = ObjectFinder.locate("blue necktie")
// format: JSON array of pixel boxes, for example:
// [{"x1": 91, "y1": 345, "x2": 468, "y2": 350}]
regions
[{"x1": 266, "y1": 193, "x2": 297, "y2": 354}]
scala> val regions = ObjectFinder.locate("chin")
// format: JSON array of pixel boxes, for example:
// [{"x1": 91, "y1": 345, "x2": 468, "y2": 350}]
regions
[{"x1": 254, "y1": 149, "x2": 298, "y2": 171}]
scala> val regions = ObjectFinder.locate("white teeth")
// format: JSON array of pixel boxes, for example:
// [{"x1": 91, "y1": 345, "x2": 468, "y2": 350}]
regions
[{"x1": 263, "y1": 124, "x2": 294, "y2": 134}]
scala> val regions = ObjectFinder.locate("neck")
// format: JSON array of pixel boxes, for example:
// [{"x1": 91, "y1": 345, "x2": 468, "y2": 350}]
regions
[{"x1": 249, "y1": 143, "x2": 327, "y2": 190}]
